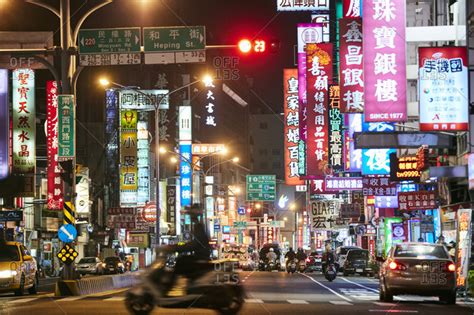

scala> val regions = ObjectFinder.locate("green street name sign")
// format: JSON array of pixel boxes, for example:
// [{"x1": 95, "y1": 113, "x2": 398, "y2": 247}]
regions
[
  {"x1": 233, "y1": 221, "x2": 248, "y2": 229},
  {"x1": 246, "y1": 175, "x2": 276, "y2": 201},
  {"x1": 143, "y1": 26, "x2": 206, "y2": 52},
  {"x1": 78, "y1": 28, "x2": 141, "y2": 54},
  {"x1": 58, "y1": 95, "x2": 75, "y2": 159}
]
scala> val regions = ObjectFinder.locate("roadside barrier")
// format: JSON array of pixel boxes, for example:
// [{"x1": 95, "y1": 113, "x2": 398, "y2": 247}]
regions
[{"x1": 55, "y1": 273, "x2": 140, "y2": 296}]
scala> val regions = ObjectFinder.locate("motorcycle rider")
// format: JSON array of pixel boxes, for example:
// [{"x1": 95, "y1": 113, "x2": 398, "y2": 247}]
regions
[
  {"x1": 266, "y1": 247, "x2": 277, "y2": 263},
  {"x1": 322, "y1": 245, "x2": 337, "y2": 274},
  {"x1": 296, "y1": 248, "x2": 307, "y2": 262},
  {"x1": 285, "y1": 247, "x2": 296, "y2": 270}
]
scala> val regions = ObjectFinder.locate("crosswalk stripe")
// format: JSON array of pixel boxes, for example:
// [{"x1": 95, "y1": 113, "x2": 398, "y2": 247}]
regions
[
  {"x1": 7, "y1": 298, "x2": 40, "y2": 304},
  {"x1": 104, "y1": 297, "x2": 125, "y2": 301},
  {"x1": 58, "y1": 296, "x2": 84, "y2": 302},
  {"x1": 287, "y1": 300, "x2": 309, "y2": 304},
  {"x1": 329, "y1": 300, "x2": 353, "y2": 305},
  {"x1": 245, "y1": 298, "x2": 264, "y2": 304}
]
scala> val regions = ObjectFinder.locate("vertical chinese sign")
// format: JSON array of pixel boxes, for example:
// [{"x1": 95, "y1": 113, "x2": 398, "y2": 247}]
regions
[
  {"x1": 179, "y1": 143, "x2": 192, "y2": 207},
  {"x1": 58, "y1": 95, "x2": 75, "y2": 159},
  {"x1": 456, "y1": 208, "x2": 472, "y2": 288},
  {"x1": 120, "y1": 110, "x2": 138, "y2": 206},
  {"x1": 283, "y1": 69, "x2": 303, "y2": 185},
  {"x1": 346, "y1": 114, "x2": 362, "y2": 171},
  {"x1": 340, "y1": 18, "x2": 364, "y2": 113},
  {"x1": 137, "y1": 114, "x2": 150, "y2": 205},
  {"x1": 363, "y1": 0, "x2": 407, "y2": 122},
  {"x1": 344, "y1": 0, "x2": 361, "y2": 17},
  {"x1": 328, "y1": 86, "x2": 343, "y2": 174},
  {"x1": 418, "y1": 47, "x2": 469, "y2": 131},
  {"x1": 47, "y1": 81, "x2": 63, "y2": 210},
  {"x1": 204, "y1": 80, "x2": 216, "y2": 127},
  {"x1": 0, "y1": 70, "x2": 8, "y2": 180},
  {"x1": 306, "y1": 43, "x2": 332, "y2": 177},
  {"x1": 166, "y1": 186, "x2": 177, "y2": 235},
  {"x1": 12, "y1": 69, "x2": 35, "y2": 174}
]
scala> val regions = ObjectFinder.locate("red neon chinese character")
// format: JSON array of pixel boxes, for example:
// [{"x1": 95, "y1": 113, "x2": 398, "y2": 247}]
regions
[
  {"x1": 17, "y1": 87, "x2": 29, "y2": 100},
  {"x1": 18, "y1": 102, "x2": 30, "y2": 114},
  {"x1": 18, "y1": 130, "x2": 30, "y2": 143},
  {"x1": 18, "y1": 72, "x2": 30, "y2": 85}
]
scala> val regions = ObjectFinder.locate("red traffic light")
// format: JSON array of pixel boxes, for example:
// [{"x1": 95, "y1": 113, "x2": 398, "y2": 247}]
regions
[
  {"x1": 246, "y1": 207, "x2": 252, "y2": 214},
  {"x1": 238, "y1": 39, "x2": 252, "y2": 53},
  {"x1": 237, "y1": 38, "x2": 279, "y2": 54}
]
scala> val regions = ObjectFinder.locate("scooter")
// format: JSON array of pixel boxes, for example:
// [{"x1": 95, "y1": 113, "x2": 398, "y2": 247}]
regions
[
  {"x1": 324, "y1": 263, "x2": 337, "y2": 282},
  {"x1": 125, "y1": 249, "x2": 245, "y2": 315},
  {"x1": 287, "y1": 258, "x2": 297, "y2": 274},
  {"x1": 267, "y1": 259, "x2": 277, "y2": 272},
  {"x1": 297, "y1": 260, "x2": 306, "y2": 273}
]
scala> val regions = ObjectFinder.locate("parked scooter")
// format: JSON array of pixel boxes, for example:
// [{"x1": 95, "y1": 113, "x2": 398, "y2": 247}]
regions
[
  {"x1": 125, "y1": 248, "x2": 245, "y2": 315},
  {"x1": 286, "y1": 258, "x2": 297, "y2": 274},
  {"x1": 324, "y1": 263, "x2": 337, "y2": 282}
]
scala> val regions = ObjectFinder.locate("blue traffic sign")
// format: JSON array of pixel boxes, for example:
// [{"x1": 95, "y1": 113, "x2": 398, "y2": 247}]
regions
[
  {"x1": 237, "y1": 206, "x2": 246, "y2": 215},
  {"x1": 58, "y1": 224, "x2": 77, "y2": 243},
  {"x1": 214, "y1": 223, "x2": 220, "y2": 231}
]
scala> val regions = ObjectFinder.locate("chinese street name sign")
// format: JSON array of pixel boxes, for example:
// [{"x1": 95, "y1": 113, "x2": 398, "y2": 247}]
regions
[
  {"x1": 118, "y1": 89, "x2": 169, "y2": 110},
  {"x1": 78, "y1": 28, "x2": 141, "y2": 66},
  {"x1": 58, "y1": 95, "x2": 75, "y2": 160},
  {"x1": 246, "y1": 175, "x2": 276, "y2": 201},
  {"x1": 144, "y1": 26, "x2": 206, "y2": 64}
]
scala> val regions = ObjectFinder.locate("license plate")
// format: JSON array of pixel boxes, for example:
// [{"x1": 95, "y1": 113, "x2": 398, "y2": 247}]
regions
[
  {"x1": 315, "y1": 259, "x2": 321, "y2": 262},
  {"x1": 356, "y1": 268, "x2": 363, "y2": 273},
  {"x1": 109, "y1": 268, "x2": 114, "y2": 270}
]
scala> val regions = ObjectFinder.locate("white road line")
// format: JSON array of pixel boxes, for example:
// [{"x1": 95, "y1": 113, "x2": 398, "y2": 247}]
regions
[
  {"x1": 373, "y1": 302, "x2": 397, "y2": 307},
  {"x1": 300, "y1": 273, "x2": 352, "y2": 302},
  {"x1": 368, "y1": 310, "x2": 418, "y2": 313},
  {"x1": 340, "y1": 277, "x2": 379, "y2": 293},
  {"x1": 7, "y1": 298, "x2": 40, "y2": 304},
  {"x1": 329, "y1": 301, "x2": 353, "y2": 305},
  {"x1": 58, "y1": 296, "x2": 84, "y2": 302},
  {"x1": 105, "y1": 297, "x2": 125, "y2": 301},
  {"x1": 287, "y1": 300, "x2": 309, "y2": 304},
  {"x1": 245, "y1": 298, "x2": 264, "y2": 304}
]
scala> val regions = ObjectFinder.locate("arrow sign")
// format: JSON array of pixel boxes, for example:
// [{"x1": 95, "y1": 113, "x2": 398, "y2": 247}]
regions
[{"x1": 58, "y1": 224, "x2": 77, "y2": 243}]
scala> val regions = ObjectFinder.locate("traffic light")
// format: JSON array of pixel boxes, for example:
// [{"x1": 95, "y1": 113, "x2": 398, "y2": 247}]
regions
[
  {"x1": 237, "y1": 38, "x2": 280, "y2": 54},
  {"x1": 246, "y1": 207, "x2": 252, "y2": 214}
]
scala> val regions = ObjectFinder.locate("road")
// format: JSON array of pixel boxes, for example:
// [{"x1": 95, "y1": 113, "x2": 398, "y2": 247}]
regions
[{"x1": 0, "y1": 271, "x2": 473, "y2": 314}]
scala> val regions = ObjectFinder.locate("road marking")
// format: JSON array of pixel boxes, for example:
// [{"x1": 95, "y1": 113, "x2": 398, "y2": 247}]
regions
[
  {"x1": 329, "y1": 301, "x2": 353, "y2": 305},
  {"x1": 7, "y1": 298, "x2": 39, "y2": 304},
  {"x1": 458, "y1": 301, "x2": 474, "y2": 305},
  {"x1": 287, "y1": 300, "x2": 309, "y2": 304},
  {"x1": 300, "y1": 273, "x2": 352, "y2": 302},
  {"x1": 59, "y1": 296, "x2": 84, "y2": 302},
  {"x1": 105, "y1": 297, "x2": 125, "y2": 301},
  {"x1": 369, "y1": 310, "x2": 418, "y2": 313},
  {"x1": 373, "y1": 302, "x2": 397, "y2": 307},
  {"x1": 340, "y1": 277, "x2": 379, "y2": 293},
  {"x1": 245, "y1": 298, "x2": 264, "y2": 304}
]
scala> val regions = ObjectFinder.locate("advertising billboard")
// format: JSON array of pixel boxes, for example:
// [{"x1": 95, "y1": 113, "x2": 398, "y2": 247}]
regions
[
  {"x1": 328, "y1": 86, "x2": 344, "y2": 174},
  {"x1": 179, "y1": 142, "x2": 192, "y2": 207},
  {"x1": 277, "y1": 0, "x2": 329, "y2": 11},
  {"x1": 363, "y1": 0, "x2": 407, "y2": 122},
  {"x1": 120, "y1": 110, "x2": 138, "y2": 206},
  {"x1": 419, "y1": 47, "x2": 469, "y2": 131},
  {"x1": 0, "y1": 69, "x2": 8, "y2": 180}
]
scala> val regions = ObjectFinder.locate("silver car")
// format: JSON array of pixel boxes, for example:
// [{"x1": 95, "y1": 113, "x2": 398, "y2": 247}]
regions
[
  {"x1": 379, "y1": 243, "x2": 456, "y2": 304},
  {"x1": 76, "y1": 257, "x2": 104, "y2": 275}
]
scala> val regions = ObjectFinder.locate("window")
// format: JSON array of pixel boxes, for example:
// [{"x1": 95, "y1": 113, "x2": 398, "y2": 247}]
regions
[
  {"x1": 0, "y1": 245, "x2": 20, "y2": 262},
  {"x1": 394, "y1": 244, "x2": 448, "y2": 259}
]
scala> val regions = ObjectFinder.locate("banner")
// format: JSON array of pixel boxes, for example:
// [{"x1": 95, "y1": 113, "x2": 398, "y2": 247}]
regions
[
  {"x1": 12, "y1": 69, "x2": 35, "y2": 173},
  {"x1": 363, "y1": 0, "x2": 407, "y2": 122},
  {"x1": 340, "y1": 18, "x2": 364, "y2": 113},
  {"x1": 120, "y1": 110, "x2": 138, "y2": 206},
  {"x1": 46, "y1": 81, "x2": 64, "y2": 210},
  {"x1": 309, "y1": 200, "x2": 340, "y2": 229},
  {"x1": 137, "y1": 116, "x2": 150, "y2": 205},
  {"x1": 328, "y1": 86, "x2": 344, "y2": 173},
  {"x1": 419, "y1": 47, "x2": 469, "y2": 131},
  {"x1": 283, "y1": 69, "x2": 303, "y2": 185},
  {"x1": 0, "y1": 69, "x2": 8, "y2": 180},
  {"x1": 456, "y1": 208, "x2": 472, "y2": 288},
  {"x1": 58, "y1": 95, "x2": 75, "y2": 159},
  {"x1": 306, "y1": 43, "x2": 333, "y2": 176},
  {"x1": 398, "y1": 191, "x2": 438, "y2": 211}
]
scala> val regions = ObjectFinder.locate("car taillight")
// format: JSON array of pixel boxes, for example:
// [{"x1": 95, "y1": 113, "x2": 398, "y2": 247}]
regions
[
  {"x1": 306, "y1": 258, "x2": 310, "y2": 263},
  {"x1": 447, "y1": 263, "x2": 456, "y2": 272},
  {"x1": 388, "y1": 261, "x2": 406, "y2": 271}
]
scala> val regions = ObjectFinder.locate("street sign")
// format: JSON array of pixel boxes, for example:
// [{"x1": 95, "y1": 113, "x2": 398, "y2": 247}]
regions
[
  {"x1": 270, "y1": 220, "x2": 284, "y2": 228},
  {"x1": 233, "y1": 221, "x2": 247, "y2": 229},
  {"x1": 57, "y1": 244, "x2": 78, "y2": 265},
  {"x1": 78, "y1": 28, "x2": 141, "y2": 66},
  {"x1": 0, "y1": 210, "x2": 23, "y2": 222},
  {"x1": 58, "y1": 95, "x2": 75, "y2": 160},
  {"x1": 58, "y1": 224, "x2": 77, "y2": 243},
  {"x1": 143, "y1": 26, "x2": 206, "y2": 64},
  {"x1": 246, "y1": 175, "x2": 276, "y2": 201},
  {"x1": 214, "y1": 223, "x2": 220, "y2": 231},
  {"x1": 237, "y1": 206, "x2": 246, "y2": 215}
]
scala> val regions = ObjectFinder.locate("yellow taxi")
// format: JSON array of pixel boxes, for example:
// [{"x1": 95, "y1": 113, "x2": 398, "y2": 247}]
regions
[{"x1": 0, "y1": 241, "x2": 38, "y2": 296}]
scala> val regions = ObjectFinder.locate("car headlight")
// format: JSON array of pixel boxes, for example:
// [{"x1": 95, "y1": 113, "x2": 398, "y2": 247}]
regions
[
  {"x1": 0, "y1": 270, "x2": 17, "y2": 278},
  {"x1": 118, "y1": 263, "x2": 124, "y2": 268}
]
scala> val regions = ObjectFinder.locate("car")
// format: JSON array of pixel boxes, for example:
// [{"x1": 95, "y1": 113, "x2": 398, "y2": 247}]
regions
[
  {"x1": 77, "y1": 257, "x2": 105, "y2": 275},
  {"x1": 379, "y1": 242, "x2": 456, "y2": 304},
  {"x1": 306, "y1": 250, "x2": 323, "y2": 272},
  {"x1": 336, "y1": 246, "x2": 362, "y2": 271},
  {"x1": 0, "y1": 241, "x2": 38, "y2": 296},
  {"x1": 343, "y1": 249, "x2": 373, "y2": 276},
  {"x1": 103, "y1": 256, "x2": 125, "y2": 274}
]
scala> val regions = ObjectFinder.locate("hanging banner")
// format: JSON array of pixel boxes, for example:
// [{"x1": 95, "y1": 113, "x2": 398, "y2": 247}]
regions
[
  {"x1": 179, "y1": 142, "x2": 192, "y2": 207},
  {"x1": 363, "y1": 0, "x2": 407, "y2": 122},
  {"x1": 344, "y1": 0, "x2": 361, "y2": 17},
  {"x1": 328, "y1": 85, "x2": 343, "y2": 173},
  {"x1": 297, "y1": 24, "x2": 323, "y2": 143},
  {"x1": 0, "y1": 69, "x2": 8, "y2": 180},
  {"x1": 306, "y1": 43, "x2": 333, "y2": 177},
  {"x1": 277, "y1": 0, "x2": 329, "y2": 11},
  {"x1": 398, "y1": 191, "x2": 438, "y2": 211},
  {"x1": 46, "y1": 81, "x2": 64, "y2": 210},
  {"x1": 456, "y1": 208, "x2": 472, "y2": 288},
  {"x1": 283, "y1": 69, "x2": 303, "y2": 185},
  {"x1": 120, "y1": 110, "x2": 138, "y2": 206},
  {"x1": 137, "y1": 116, "x2": 150, "y2": 205},
  {"x1": 339, "y1": 18, "x2": 364, "y2": 113},
  {"x1": 12, "y1": 68, "x2": 35, "y2": 173},
  {"x1": 58, "y1": 94, "x2": 75, "y2": 159},
  {"x1": 419, "y1": 46, "x2": 469, "y2": 131},
  {"x1": 309, "y1": 200, "x2": 340, "y2": 230}
]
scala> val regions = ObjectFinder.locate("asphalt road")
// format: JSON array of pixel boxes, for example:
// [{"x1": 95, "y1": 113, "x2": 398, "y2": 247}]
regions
[{"x1": 1, "y1": 271, "x2": 473, "y2": 314}]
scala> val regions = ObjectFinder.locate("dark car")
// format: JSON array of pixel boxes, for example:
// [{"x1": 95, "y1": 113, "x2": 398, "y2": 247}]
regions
[
  {"x1": 103, "y1": 256, "x2": 125, "y2": 274},
  {"x1": 306, "y1": 250, "x2": 323, "y2": 273},
  {"x1": 343, "y1": 249, "x2": 373, "y2": 277},
  {"x1": 258, "y1": 244, "x2": 282, "y2": 271}
]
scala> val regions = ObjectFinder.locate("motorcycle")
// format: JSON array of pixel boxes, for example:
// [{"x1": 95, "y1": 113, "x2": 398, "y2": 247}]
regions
[
  {"x1": 125, "y1": 248, "x2": 245, "y2": 315},
  {"x1": 297, "y1": 260, "x2": 306, "y2": 273},
  {"x1": 267, "y1": 259, "x2": 277, "y2": 272},
  {"x1": 286, "y1": 258, "x2": 297, "y2": 274},
  {"x1": 324, "y1": 263, "x2": 337, "y2": 282}
]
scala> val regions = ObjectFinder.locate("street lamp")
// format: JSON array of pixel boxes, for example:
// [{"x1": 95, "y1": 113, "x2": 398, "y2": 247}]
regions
[{"x1": 99, "y1": 74, "x2": 213, "y2": 246}]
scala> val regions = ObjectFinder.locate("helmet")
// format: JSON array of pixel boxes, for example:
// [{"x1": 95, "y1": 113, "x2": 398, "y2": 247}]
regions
[
  {"x1": 289, "y1": 247, "x2": 293, "y2": 252},
  {"x1": 269, "y1": 248, "x2": 274, "y2": 252}
]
